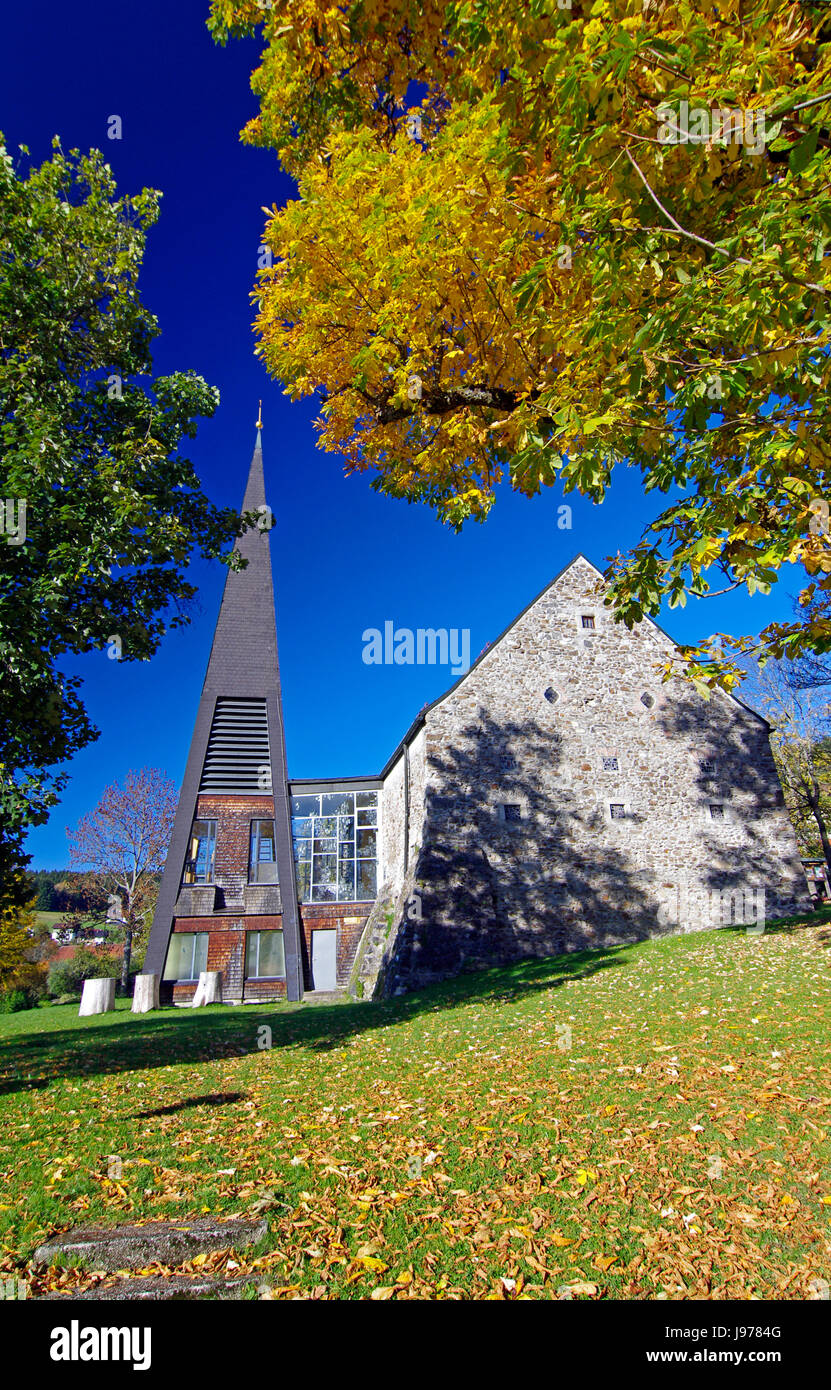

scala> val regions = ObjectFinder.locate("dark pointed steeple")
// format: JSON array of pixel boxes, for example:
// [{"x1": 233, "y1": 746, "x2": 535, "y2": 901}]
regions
[{"x1": 144, "y1": 429, "x2": 304, "y2": 1001}]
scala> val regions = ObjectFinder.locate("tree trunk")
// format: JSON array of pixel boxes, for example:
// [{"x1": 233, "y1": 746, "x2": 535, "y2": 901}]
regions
[
  {"x1": 132, "y1": 973, "x2": 160, "y2": 1013},
  {"x1": 805, "y1": 774, "x2": 831, "y2": 879},
  {"x1": 192, "y1": 971, "x2": 222, "y2": 1007},
  {"x1": 120, "y1": 919, "x2": 133, "y2": 994},
  {"x1": 79, "y1": 977, "x2": 116, "y2": 1017}
]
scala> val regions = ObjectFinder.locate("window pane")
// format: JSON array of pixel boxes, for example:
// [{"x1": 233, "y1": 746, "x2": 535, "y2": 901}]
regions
[
  {"x1": 313, "y1": 854, "x2": 338, "y2": 885},
  {"x1": 312, "y1": 880, "x2": 337, "y2": 902},
  {"x1": 183, "y1": 820, "x2": 216, "y2": 884},
  {"x1": 314, "y1": 816, "x2": 337, "y2": 837},
  {"x1": 313, "y1": 834, "x2": 338, "y2": 854},
  {"x1": 194, "y1": 934, "x2": 208, "y2": 976},
  {"x1": 250, "y1": 819, "x2": 278, "y2": 884},
  {"x1": 291, "y1": 795, "x2": 320, "y2": 817},
  {"x1": 292, "y1": 816, "x2": 313, "y2": 839},
  {"x1": 163, "y1": 933, "x2": 192, "y2": 981},
  {"x1": 338, "y1": 861, "x2": 355, "y2": 900},
  {"x1": 355, "y1": 792, "x2": 378, "y2": 809},
  {"x1": 357, "y1": 828, "x2": 377, "y2": 858},
  {"x1": 356, "y1": 809, "x2": 377, "y2": 827},
  {"x1": 258, "y1": 931, "x2": 285, "y2": 978},
  {"x1": 295, "y1": 861, "x2": 311, "y2": 902},
  {"x1": 246, "y1": 931, "x2": 285, "y2": 978},
  {"x1": 322, "y1": 792, "x2": 353, "y2": 816},
  {"x1": 357, "y1": 861, "x2": 377, "y2": 900},
  {"x1": 337, "y1": 816, "x2": 355, "y2": 841}
]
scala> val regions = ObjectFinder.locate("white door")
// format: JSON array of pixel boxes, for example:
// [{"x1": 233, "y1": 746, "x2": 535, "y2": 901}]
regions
[{"x1": 312, "y1": 930, "x2": 337, "y2": 990}]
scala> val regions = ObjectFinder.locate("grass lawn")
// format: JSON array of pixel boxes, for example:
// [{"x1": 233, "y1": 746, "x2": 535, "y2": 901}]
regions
[
  {"x1": 35, "y1": 911, "x2": 66, "y2": 930},
  {"x1": 1, "y1": 914, "x2": 829, "y2": 1300},
  {"x1": 35, "y1": 911, "x2": 99, "y2": 933}
]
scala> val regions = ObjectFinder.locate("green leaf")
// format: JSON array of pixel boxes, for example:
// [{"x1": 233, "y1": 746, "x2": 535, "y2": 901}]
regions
[{"x1": 789, "y1": 127, "x2": 819, "y2": 175}]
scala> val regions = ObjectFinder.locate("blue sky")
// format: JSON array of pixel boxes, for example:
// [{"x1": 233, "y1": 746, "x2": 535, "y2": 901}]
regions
[{"x1": 4, "y1": 1, "x2": 803, "y2": 869}]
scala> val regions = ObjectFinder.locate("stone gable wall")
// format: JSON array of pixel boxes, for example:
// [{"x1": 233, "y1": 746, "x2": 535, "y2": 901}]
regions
[{"x1": 383, "y1": 557, "x2": 810, "y2": 990}]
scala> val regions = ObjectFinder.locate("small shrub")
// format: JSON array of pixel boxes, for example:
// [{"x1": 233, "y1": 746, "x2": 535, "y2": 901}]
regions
[
  {"x1": 0, "y1": 987, "x2": 39, "y2": 1014},
  {"x1": 47, "y1": 947, "x2": 117, "y2": 999}
]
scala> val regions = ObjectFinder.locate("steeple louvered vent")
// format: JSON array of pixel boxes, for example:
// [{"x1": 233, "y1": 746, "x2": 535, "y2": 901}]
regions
[{"x1": 200, "y1": 698, "x2": 270, "y2": 793}]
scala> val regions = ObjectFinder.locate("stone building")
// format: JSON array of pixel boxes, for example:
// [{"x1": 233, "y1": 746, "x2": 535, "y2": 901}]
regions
[{"x1": 145, "y1": 433, "x2": 810, "y2": 1003}]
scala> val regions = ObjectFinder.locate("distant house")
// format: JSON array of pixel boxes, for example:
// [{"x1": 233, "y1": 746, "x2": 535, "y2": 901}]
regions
[
  {"x1": 50, "y1": 924, "x2": 108, "y2": 946},
  {"x1": 50, "y1": 943, "x2": 122, "y2": 964}
]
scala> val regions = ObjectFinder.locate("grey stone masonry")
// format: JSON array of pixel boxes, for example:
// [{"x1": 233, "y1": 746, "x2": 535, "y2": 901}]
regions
[{"x1": 376, "y1": 555, "x2": 810, "y2": 992}]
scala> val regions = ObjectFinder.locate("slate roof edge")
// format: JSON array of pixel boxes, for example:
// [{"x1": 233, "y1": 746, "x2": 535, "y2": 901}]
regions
[{"x1": 374, "y1": 552, "x2": 769, "y2": 780}]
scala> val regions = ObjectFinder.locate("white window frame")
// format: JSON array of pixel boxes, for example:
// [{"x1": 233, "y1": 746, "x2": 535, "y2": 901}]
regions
[
  {"x1": 245, "y1": 929, "x2": 286, "y2": 980},
  {"x1": 291, "y1": 789, "x2": 380, "y2": 904},
  {"x1": 163, "y1": 931, "x2": 209, "y2": 982}
]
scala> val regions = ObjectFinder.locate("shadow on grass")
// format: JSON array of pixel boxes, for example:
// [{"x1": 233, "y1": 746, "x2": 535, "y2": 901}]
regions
[
  {"x1": 128, "y1": 1091, "x2": 246, "y2": 1119},
  {"x1": 0, "y1": 943, "x2": 628, "y2": 1097}
]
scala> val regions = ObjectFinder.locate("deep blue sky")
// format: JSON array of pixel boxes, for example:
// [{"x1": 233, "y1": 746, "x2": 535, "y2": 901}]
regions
[{"x1": 4, "y1": 1, "x2": 802, "y2": 868}]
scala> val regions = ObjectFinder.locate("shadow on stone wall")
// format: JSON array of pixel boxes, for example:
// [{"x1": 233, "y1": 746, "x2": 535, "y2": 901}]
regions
[
  {"x1": 655, "y1": 692, "x2": 805, "y2": 918},
  {"x1": 384, "y1": 699, "x2": 808, "y2": 993}
]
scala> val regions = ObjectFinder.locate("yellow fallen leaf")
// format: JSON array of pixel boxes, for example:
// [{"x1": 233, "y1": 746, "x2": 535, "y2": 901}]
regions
[
  {"x1": 593, "y1": 1254, "x2": 618, "y2": 1271},
  {"x1": 358, "y1": 1256, "x2": 388, "y2": 1273},
  {"x1": 370, "y1": 1286, "x2": 395, "y2": 1300}
]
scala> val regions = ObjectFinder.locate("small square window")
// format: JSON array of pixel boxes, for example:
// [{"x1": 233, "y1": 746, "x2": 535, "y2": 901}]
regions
[
  {"x1": 502, "y1": 804, "x2": 523, "y2": 822},
  {"x1": 709, "y1": 804, "x2": 724, "y2": 820},
  {"x1": 640, "y1": 692, "x2": 655, "y2": 709},
  {"x1": 701, "y1": 760, "x2": 717, "y2": 776},
  {"x1": 501, "y1": 754, "x2": 518, "y2": 770},
  {"x1": 603, "y1": 757, "x2": 619, "y2": 772},
  {"x1": 610, "y1": 803, "x2": 626, "y2": 820},
  {"x1": 581, "y1": 615, "x2": 596, "y2": 630}
]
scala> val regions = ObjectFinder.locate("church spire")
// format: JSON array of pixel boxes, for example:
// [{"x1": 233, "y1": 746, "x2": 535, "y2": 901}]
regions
[{"x1": 144, "y1": 430, "x2": 305, "y2": 1002}]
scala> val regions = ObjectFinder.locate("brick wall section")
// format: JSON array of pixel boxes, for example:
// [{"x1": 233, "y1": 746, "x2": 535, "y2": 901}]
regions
[
  {"x1": 300, "y1": 903, "x2": 373, "y2": 987},
  {"x1": 383, "y1": 556, "x2": 811, "y2": 991},
  {"x1": 171, "y1": 914, "x2": 287, "y2": 1003},
  {"x1": 167, "y1": 794, "x2": 290, "y2": 1003},
  {"x1": 196, "y1": 794, "x2": 276, "y2": 907},
  {"x1": 170, "y1": 901, "x2": 373, "y2": 1000}
]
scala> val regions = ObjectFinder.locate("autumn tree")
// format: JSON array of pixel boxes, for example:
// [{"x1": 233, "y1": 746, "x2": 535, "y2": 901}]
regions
[
  {"x1": 66, "y1": 768, "x2": 177, "y2": 992},
  {"x1": 743, "y1": 657, "x2": 831, "y2": 869},
  {"x1": 0, "y1": 898, "x2": 48, "y2": 997},
  {"x1": 211, "y1": 0, "x2": 831, "y2": 688},
  {"x1": 0, "y1": 138, "x2": 250, "y2": 913}
]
